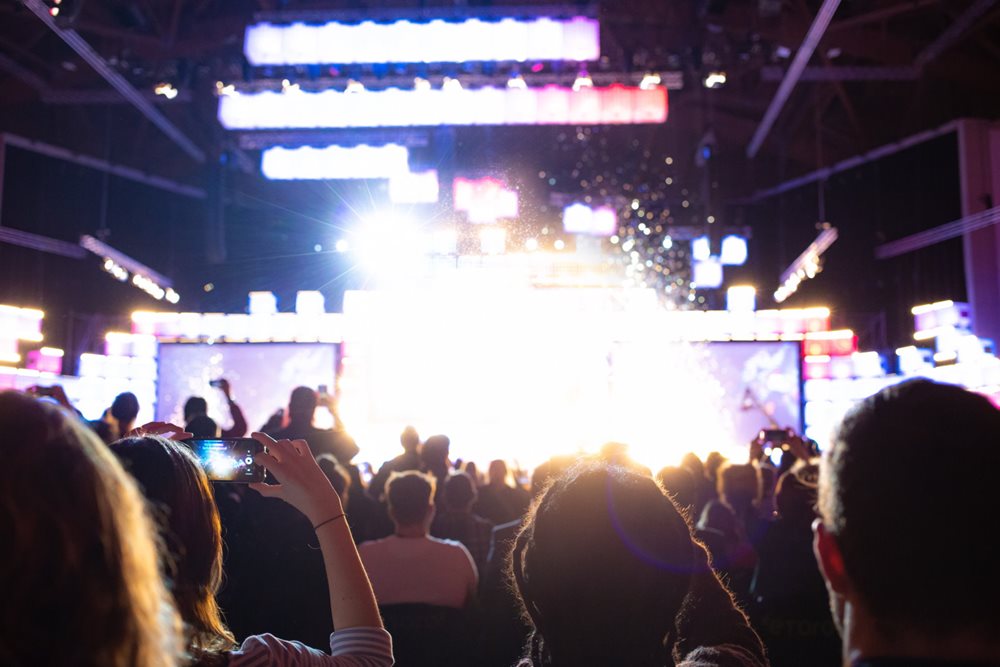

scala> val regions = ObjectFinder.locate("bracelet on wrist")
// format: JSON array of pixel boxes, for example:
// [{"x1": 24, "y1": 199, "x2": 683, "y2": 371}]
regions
[{"x1": 312, "y1": 512, "x2": 347, "y2": 532}]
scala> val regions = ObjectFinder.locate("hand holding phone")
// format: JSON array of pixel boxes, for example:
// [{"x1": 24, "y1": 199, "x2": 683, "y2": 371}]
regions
[
  {"x1": 187, "y1": 438, "x2": 266, "y2": 483},
  {"x1": 248, "y1": 432, "x2": 344, "y2": 525}
]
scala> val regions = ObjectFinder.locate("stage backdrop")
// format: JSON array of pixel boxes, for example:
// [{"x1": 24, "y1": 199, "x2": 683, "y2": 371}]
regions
[
  {"x1": 156, "y1": 342, "x2": 338, "y2": 433},
  {"x1": 338, "y1": 288, "x2": 801, "y2": 471}
]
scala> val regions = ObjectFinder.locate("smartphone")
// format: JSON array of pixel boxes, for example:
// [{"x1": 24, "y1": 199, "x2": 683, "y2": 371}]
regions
[
  {"x1": 759, "y1": 428, "x2": 789, "y2": 444},
  {"x1": 317, "y1": 384, "x2": 328, "y2": 396},
  {"x1": 209, "y1": 379, "x2": 224, "y2": 389},
  {"x1": 186, "y1": 438, "x2": 266, "y2": 483}
]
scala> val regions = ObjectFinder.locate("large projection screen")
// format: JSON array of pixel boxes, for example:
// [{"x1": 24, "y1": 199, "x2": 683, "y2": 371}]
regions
[
  {"x1": 338, "y1": 289, "x2": 801, "y2": 470},
  {"x1": 157, "y1": 343, "x2": 338, "y2": 433}
]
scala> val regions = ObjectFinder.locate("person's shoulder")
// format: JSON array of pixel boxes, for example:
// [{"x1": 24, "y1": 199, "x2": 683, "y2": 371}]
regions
[
  {"x1": 227, "y1": 633, "x2": 318, "y2": 665},
  {"x1": 427, "y1": 535, "x2": 471, "y2": 553}
]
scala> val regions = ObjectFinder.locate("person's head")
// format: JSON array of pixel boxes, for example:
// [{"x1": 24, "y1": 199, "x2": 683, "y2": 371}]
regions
[
  {"x1": 400, "y1": 425, "x2": 420, "y2": 453},
  {"x1": 717, "y1": 462, "x2": 760, "y2": 512},
  {"x1": 816, "y1": 379, "x2": 1000, "y2": 653},
  {"x1": 185, "y1": 415, "x2": 219, "y2": 439},
  {"x1": 680, "y1": 452, "x2": 705, "y2": 480},
  {"x1": 0, "y1": 391, "x2": 180, "y2": 667},
  {"x1": 704, "y1": 451, "x2": 726, "y2": 480},
  {"x1": 774, "y1": 459, "x2": 819, "y2": 524},
  {"x1": 317, "y1": 453, "x2": 352, "y2": 504},
  {"x1": 530, "y1": 455, "x2": 575, "y2": 497},
  {"x1": 111, "y1": 391, "x2": 140, "y2": 428},
  {"x1": 110, "y1": 435, "x2": 235, "y2": 660},
  {"x1": 386, "y1": 470, "x2": 436, "y2": 530},
  {"x1": 420, "y1": 435, "x2": 451, "y2": 476},
  {"x1": 510, "y1": 462, "x2": 695, "y2": 666},
  {"x1": 656, "y1": 465, "x2": 697, "y2": 517},
  {"x1": 444, "y1": 472, "x2": 477, "y2": 512},
  {"x1": 288, "y1": 386, "x2": 317, "y2": 422},
  {"x1": 183, "y1": 396, "x2": 208, "y2": 423},
  {"x1": 488, "y1": 459, "x2": 509, "y2": 486}
]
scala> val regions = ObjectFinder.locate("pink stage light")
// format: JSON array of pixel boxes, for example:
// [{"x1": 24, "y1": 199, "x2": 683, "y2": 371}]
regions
[
  {"x1": 453, "y1": 177, "x2": 519, "y2": 223},
  {"x1": 219, "y1": 85, "x2": 668, "y2": 129},
  {"x1": 244, "y1": 16, "x2": 600, "y2": 65}
]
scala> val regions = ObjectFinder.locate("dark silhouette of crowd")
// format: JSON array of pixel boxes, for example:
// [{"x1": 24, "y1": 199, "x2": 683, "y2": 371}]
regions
[{"x1": 4, "y1": 377, "x2": 999, "y2": 666}]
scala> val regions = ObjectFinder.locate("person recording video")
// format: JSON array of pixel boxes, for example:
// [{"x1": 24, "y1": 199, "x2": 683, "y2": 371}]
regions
[{"x1": 183, "y1": 378, "x2": 248, "y2": 438}]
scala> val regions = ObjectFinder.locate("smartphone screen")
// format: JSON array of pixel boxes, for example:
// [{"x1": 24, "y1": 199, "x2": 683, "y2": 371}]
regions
[{"x1": 187, "y1": 438, "x2": 265, "y2": 483}]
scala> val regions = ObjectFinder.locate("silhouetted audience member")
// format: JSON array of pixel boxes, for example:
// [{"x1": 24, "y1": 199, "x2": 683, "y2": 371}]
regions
[
  {"x1": 359, "y1": 471, "x2": 477, "y2": 608},
  {"x1": 681, "y1": 452, "x2": 717, "y2": 518},
  {"x1": 510, "y1": 461, "x2": 767, "y2": 666},
  {"x1": 91, "y1": 391, "x2": 142, "y2": 443},
  {"x1": 751, "y1": 460, "x2": 839, "y2": 667},
  {"x1": 111, "y1": 430, "x2": 393, "y2": 665},
  {"x1": 0, "y1": 391, "x2": 182, "y2": 667},
  {"x1": 474, "y1": 459, "x2": 530, "y2": 525},
  {"x1": 419, "y1": 434, "x2": 452, "y2": 503},
  {"x1": 815, "y1": 379, "x2": 1000, "y2": 666},
  {"x1": 368, "y1": 425, "x2": 422, "y2": 500},
  {"x1": 268, "y1": 387, "x2": 359, "y2": 464},
  {"x1": 697, "y1": 462, "x2": 763, "y2": 602},
  {"x1": 317, "y1": 453, "x2": 351, "y2": 504},
  {"x1": 183, "y1": 379, "x2": 248, "y2": 437},
  {"x1": 186, "y1": 414, "x2": 220, "y2": 439},
  {"x1": 431, "y1": 472, "x2": 495, "y2": 572}
]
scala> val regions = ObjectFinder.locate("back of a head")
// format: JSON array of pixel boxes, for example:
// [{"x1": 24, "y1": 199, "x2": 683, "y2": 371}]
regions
[
  {"x1": 488, "y1": 458, "x2": 508, "y2": 485},
  {"x1": 421, "y1": 434, "x2": 451, "y2": 466},
  {"x1": 656, "y1": 465, "x2": 697, "y2": 516},
  {"x1": 444, "y1": 472, "x2": 477, "y2": 511},
  {"x1": 185, "y1": 415, "x2": 220, "y2": 439},
  {"x1": 400, "y1": 425, "x2": 420, "y2": 452},
  {"x1": 111, "y1": 391, "x2": 140, "y2": 425},
  {"x1": 775, "y1": 459, "x2": 819, "y2": 524},
  {"x1": 680, "y1": 452, "x2": 705, "y2": 480},
  {"x1": 718, "y1": 462, "x2": 760, "y2": 510},
  {"x1": 110, "y1": 435, "x2": 234, "y2": 657},
  {"x1": 704, "y1": 451, "x2": 726, "y2": 479},
  {"x1": 288, "y1": 386, "x2": 317, "y2": 421},
  {"x1": 183, "y1": 396, "x2": 208, "y2": 423},
  {"x1": 0, "y1": 392, "x2": 179, "y2": 667},
  {"x1": 820, "y1": 379, "x2": 1000, "y2": 636},
  {"x1": 317, "y1": 454, "x2": 352, "y2": 500},
  {"x1": 386, "y1": 470, "x2": 436, "y2": 526},
  {"x1": 511, "y1": 462, "x2": 695, "y2": 666}
]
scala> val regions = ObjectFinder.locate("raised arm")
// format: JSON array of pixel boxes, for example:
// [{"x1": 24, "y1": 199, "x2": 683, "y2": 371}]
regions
[
  {"x1": 249, "y1": 433, "x2": 383, "y2": 631},
  {"x1": 218, "y1": 379, "x2": 248, "y2": 438}
]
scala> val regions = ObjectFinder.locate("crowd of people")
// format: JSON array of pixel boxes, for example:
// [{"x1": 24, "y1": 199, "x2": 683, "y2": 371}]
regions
[{"x1": 3, "y1": 377, "x2": 999, "y2": 667}]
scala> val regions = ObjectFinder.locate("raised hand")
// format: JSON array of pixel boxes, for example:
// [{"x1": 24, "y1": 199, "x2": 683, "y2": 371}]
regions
[
  {"x1": 248, "y1": 432, "x2": 342, "y2": 525},
  {"x1": 127, "y1": 421, "x2": 194, "y2": 441}
]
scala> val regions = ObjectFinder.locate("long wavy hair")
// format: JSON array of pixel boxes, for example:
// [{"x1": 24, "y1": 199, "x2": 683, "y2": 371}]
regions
[
  {"x1": 111, "y1": 436, "x2": 237, "y2": 665},
  {"x1": 0, "y1": 391, "x2": 181, "y2": 667},
  {"x1": 509, "y1": 461, "x2": 696, "y2": 667}
]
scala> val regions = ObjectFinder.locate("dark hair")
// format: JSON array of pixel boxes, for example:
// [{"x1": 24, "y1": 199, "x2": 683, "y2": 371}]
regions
[
  {"x1": 510, "y1": 462, "x2": 695, "y2": 666},
  {"x1": 820, "y1": 379, "x2": 1000, "y2": 636},
  {"x1": 386, "y1": 470, "x2": 435, "y2": 526},
  {"x1": 183, "y1": 396, "x2": 208, "y2": 423},
  {"x1": 0, "y1": 392, "x2": 180, "y2": 667},
  {"x1": 774, "y1": 459, "x2": 818, "y2": 524},
  {"x1": 400, "y1": 426, "x2": 420, "y2": 452},
  {"x1": 111, "y1": 391, "x2": 140, "y2": 424},
  {"x1": 717, "y1": 462, "x2": 760, "y2": 510},
  {"x1": 185, "y1": 415, "x2": 219, "y2": 439},
  {"x1": 488, "y1": 459, "x2": 508, "y2": 484},
  {"x1": 317, "y1": 453, "x2": 351, "y2": 500},
  {"x1": 110, "y1": 436, "x2": 236, "y2": 662},
  {"x1": 656, "y1": 465, "x2": 697, "y2": 517},
  {"x1": 444, "y1": 472, "x2": 477, "y2": 510},
  {"x1": 288, "y1": 386, "x2": 317, "y2": 420}
]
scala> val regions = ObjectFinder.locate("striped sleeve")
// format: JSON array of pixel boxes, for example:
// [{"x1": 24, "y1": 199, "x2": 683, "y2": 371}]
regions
[{"x1": 228, "y1": 628, "x2": 394, "y2": 667}]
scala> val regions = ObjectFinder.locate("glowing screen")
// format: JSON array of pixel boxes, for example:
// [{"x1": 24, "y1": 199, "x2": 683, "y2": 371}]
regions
[{"x1": 156, "y1": 343, "x2": 338, "y2": 432}]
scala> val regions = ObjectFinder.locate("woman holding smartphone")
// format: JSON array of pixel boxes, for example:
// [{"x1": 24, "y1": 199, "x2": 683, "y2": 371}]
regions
[{"x1": 111, "y1": 427, "x2": 392, "y2": 667}]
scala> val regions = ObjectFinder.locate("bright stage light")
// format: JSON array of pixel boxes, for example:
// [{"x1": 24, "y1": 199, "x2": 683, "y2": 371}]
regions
[
  {"x1": 691, "y1": 236, "x2": 711, "y2": 262},
  {"x1": 244, "y1": 16, "x2": 600, "y2": 65},
  {"x1": 352, "y1": 212, "x2": 429, "y2": 281},
  {"x1": 335, "y1": 239, "x2": 350, "y2": 253},
  {"x1": 260, "y1": 144, "x2": 410, "y2": 180},
  {"x1": 692, "y1": 258, "x2": 724, "y2": 289},
  {"x1": 389, "y1": 170, "x2": 440, "y2": 204},
  {"x1": 562, "y1": 203, "x2": 618, "y2": 236},
  {"x1": 218, "y1": 86, "x2": 668, "y2": 129},
  {"x1": 726, "y1": 285, "x2": 757, "y2": 312},
  {"x1": 720, "y1": 235, "x2": 748, "y2": 265},
  {"x1": 704, "y1": 71, "x2": 727, "y2": 88},
  {"x1": 479, "y1": 227, "x2": 507, "y2": 255}
]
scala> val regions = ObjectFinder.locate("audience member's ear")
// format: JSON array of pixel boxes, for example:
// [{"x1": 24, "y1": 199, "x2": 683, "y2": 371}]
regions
[{"x1": 813, "y1": 519, "x2": 850, "y2": 595}]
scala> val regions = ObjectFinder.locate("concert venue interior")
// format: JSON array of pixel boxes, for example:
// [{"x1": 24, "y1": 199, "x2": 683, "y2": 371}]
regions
[{"x1": 1, "y1": 1, "x2": 999, "y2": 665}]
